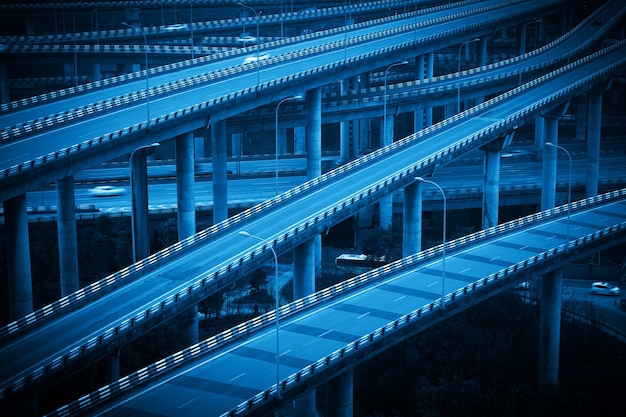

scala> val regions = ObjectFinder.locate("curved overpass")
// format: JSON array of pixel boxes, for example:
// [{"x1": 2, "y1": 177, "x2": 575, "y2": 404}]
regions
[
  {"x1": 0, "y1": 34, "x2": 624, "y2": 406},
  {"x1": 0, "y1": 0, "x2": 575, "y2": 202},
  {"x1": 49, "y1": 189, "x2": 626, "y2": 417}
]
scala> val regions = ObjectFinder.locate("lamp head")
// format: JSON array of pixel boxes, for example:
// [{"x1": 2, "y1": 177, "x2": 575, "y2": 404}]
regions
[{"x1": 239, "y1": 231, "x2": 252, "y2": 238}]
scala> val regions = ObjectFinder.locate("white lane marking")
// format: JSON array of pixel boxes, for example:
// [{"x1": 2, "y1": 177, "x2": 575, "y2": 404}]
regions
[
  {"x1": 427, "y1": 281, "x2": 439, "y2": 287},
  {"x1": 177, "y1": 399, "x2": 196, "y2": 409},
  {"x1": 356, "y1": 312, "x2": 370, "y2": 319},
  {"x1": 519, "y1": 245, "x2": 528, "y2": 250},
  {"x1": 279, "y1": 349, "x2": 292, "y2": 357},
  {"x1": 460, "y1": 267, "x2": 471, "y2": 274},
  {"x1": 489, "y1": 256, "x2": 500, "y2": 261},
  {"x1": 318, "y1": 329, "x2": 333, "y2": 338},
  {"x1": 228, "y1": 373, "x2": 246, "y2": 383},
  {"x1": 394, "y1": 295, "x2": 406, "y2": 302}
]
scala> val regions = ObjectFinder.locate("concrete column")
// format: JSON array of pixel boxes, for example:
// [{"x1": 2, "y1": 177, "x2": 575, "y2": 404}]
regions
[
  {"x1": 56, "y1": 176, "x2": 79, "y2": 297},
  {"x1": 231, "y1": 133, "x2": 242, "y2": 175},
  {"x1": 277, "y1": 127, "x2": 288, "y2": 155},
  {"x1": 478, "y1": 37, "x2": 487, "y2": 67},
  {"x1": 212, "y1": 120, "x2": 228, "y2": 223},
  {"x1": 538, "y1": 268, "x2": 563, "y2": 390},
  {"x1": 427, "y1": 52, "x2": 434, "y2": 80},
  {"x1": 575, "y1": 95, "x2": 587, "y2": 140},
  {"x1": 196, "y1": 135, "x2": 206, "y2": 159},
  {"x1": 294, "y1": 126, "x2": 306, "y2": 155},
  {"x1": 176, "y1": 132, "x2": 196, "y2": 239},
  {"x1": 534, "y1": 116, "x2": 545, "y2": 149},
  {"x1": 586, "y1": 92, "x2": 602, "y2": 197},
  {"x1": 293, "y1": 238, "x2": 315, "y2": 299},
  {"x1": 541, "y1": 117, "x2": 559, "y2": 211},
  {"x1": 5, "y1": 195, "x2": 34, "y2": 320},
  {"x1": 130, "y1": 150, "x2": 151, "y2": 262},
  {"x1": 306, "y1": 88, "x2": 322, "y2": 179},
  {"x1": 327, "y1": 368, "x2": 353, "y2": 417},
  {"x1": 91, "y1": 63, "x2": 102, "y2": 82},
  {"x1": 95, "y1": 351, "x2": 120, "y2": 387},
  {"x1": 294, "y1": 391, "x2": 316, "y2": 417},
  {"x1": 0, "y1": 63, "x2": 10, "y2": 104},
  {"x1": 379, "y1": 111, "x2": 394, "y2": 230},
  {"x1": 403, "y1": 182, "x2": 422, "y2": 257},
  {"x1": 339, "y1": 80, "x2": 350, "y2": 164},
  {"x1": 482, "y1": 145, "x2": 501, "y2": 229}
]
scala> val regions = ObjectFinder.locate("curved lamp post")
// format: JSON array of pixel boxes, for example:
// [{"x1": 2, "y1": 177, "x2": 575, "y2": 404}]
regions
[
  {"x1": 383, "y1": 61, "x2": 408, "y2": 146},
  {"x1": 238, "y1": 231, "x2": 281, "y2": 399},
  {"x1": 546, "y1": 142, "x2": 572, "y2": 251},
  {"x1": 457, "y1": 38, "x2": 480, "y2": 114},
  {"x1": 415, "y1": 176, "x2": 447, "y2": 309},
  {"x1": 275, "y1": 95, "x2": 302, "y2": 196},
  {"x1": 122, "y1": 22, "x2": 150, "y2": 125},
  {"x1": 130, "y1": 142, "x2": 160, "y2": 262}
]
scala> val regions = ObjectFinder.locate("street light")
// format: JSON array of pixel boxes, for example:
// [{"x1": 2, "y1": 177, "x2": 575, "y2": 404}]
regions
[
  {"x1": 383, "y1": 61, "x2": 408, "y2": 146},
  {"x1": 122, "y1": 22, "x2": 150, "y2": 125},
  {"x1": 238, "y1": 231, "x2": 281, "y2": 399},
  {"x1": 130, "y1": 142, "x2": 160, "y2": 262},
  {"x1": 415, "y1": 176, "x2": 447, "y2": 309},
  {"x1": 546, "y1": 142, "x2": 572, "y2": 252},
  {"x1": 238, "y1": 3, "x2": 262, "y2": 87},
  {"x1": 520, "y1": 19, "x2": 541, "y2": 55},
  {"x1": 457, "y1": 38, "x2": 480, "y2": 114},
  {"x1": 275, "y1": 95, "x2": 302, "y2": 196}
]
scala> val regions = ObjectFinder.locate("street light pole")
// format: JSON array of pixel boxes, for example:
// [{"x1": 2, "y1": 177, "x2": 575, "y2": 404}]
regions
[
  {"x1": 383, "y1": 61, "x2": 408, "y2": 147},
  {"x1": 546, "y1": 142, "x2": 572, "y2": 251},
  {"x1": 130, "y1": 142, "x2": 160, "y2": 262},
  {"x1": 238, "y1": 3, "x2": 261, "y2": 87},
  {"x1": 415, "y1": 177, "x2": 447, "y2": 309},
  {"x1": 238, "y1": 231, "x2": 281, "y2": 399},
  {"x1": 275, "y1": 95, "x2": 302, "y2": 196},
  {"x1": 122, "y1": 22, "x2": 150, "y2": 125},
  {"x1": 457, "y1": 38, "x2": 480, "y2": 114}
]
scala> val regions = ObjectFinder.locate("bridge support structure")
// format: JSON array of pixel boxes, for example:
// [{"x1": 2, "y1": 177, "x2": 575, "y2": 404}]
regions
[
  {"x1": 585, "y1": 90, "x2": 603, "y2": 198},
  {"x1": 538, "y1": 268, "x2": 563, "y2": 390},
  {"x1": 211, "y1": 119, "x2": 228, "y2": 224},
  {"x1": 130, "y1": 146, "x2": 155, "y2": 262},
  {"x1": 56, "y1": 175, "x2": 79, "y2": 297},
  {"x1": 481, "y1": 131, "x2": 514, "y2": 229},
  {"x1": 306, "y1": 87, "x2": 323, "y2": 278},
  {"x1": 403, "y1": 181, "x2": 422, "y2": 257},
  {"x1": 4, "y1": 194, "x2": 33, "y2": 320},
  {"x1": 540, "y1": 115, "x2": 560, "y2": 210},
  {"x1": 326, "y1": 368, "x2": 353, "y2": 417}
]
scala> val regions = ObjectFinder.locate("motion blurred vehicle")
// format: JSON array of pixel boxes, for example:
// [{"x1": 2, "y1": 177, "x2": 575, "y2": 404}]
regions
[
  {"x1": 589, "y1": 282, "x2": 620, "y2": 296},
  {"x1": 88, "y1": 185, "x2": 126, "y2": 197},
  {"x1": 244, "y1": 53, "x2": 270, "y2": 64}
]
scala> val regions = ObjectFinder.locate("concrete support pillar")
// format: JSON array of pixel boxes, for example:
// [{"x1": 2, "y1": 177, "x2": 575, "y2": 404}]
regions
[
  {"x1": 196, "y1": 135, "x2": 206, "y2": 159},
  {"x1": 95, "y1": 351, "x2": 120, "y2": 387},
  {"x1": 426, "y1": 52, "x2": 434, "y2": 80},
  {"x1": 538, "y1": 268, "x2": 563, "y2": 390},
  {"x1": 403, "y1": 182, "x2": 422, "y2": 257},
  {"x1": 379, "y1": 110, "x2": 394, "y2": 230},
  {"x1": 92, "y1": 63, "x2": 102, "y2": 82},
  {"x1": 482, "y1": 145, "x2": 501, "y2": 229},
  {"x1": 56, "y1": 176, "x2": 79, "y2": 297},
  {"x1": 541, "y1": 117, "x2": 559, "y2": 211},
  {"x1": 294, "y1": 391, "x2": 316, "y2": 417},
  {"x1": 211, "y1": 120, "x2": 228, "y2": 223},
  {"x1": 176, "y1": 132, "x2": 196, "y2": 239},
  {"x1": 339, "y1": 79, "x2": 350, "y2": 164},
  {"x1": 586, "y1": 92, "x2": 602, "y2": 197},
  {"x1": 277, "y1": 127, "x2": 288, "y2": 155},
  {"x1": 5, "y1": 194, "x2": 33, "y2": 320},
  {"x1": 575, "y1": 95, "x2": 587, "y2": 140},
  {"x1": 0, "y1": 63, "x2": 10, "y2": 104},
  {"x1": 327, "y1": 368, "x2": 353, "y2": 417},
  {"x1": 130, "y1": 149, "x2": 151, "y2": 262},
  {"x1": 294, "y1": 126, "x2": 306, "y2": 155},
  {"x1": 306, "y1": 88, "x2": 322, "y2": 179},
  {"x1": 293, "y1": 238, "x2": 315, "y2": 299},
  {"x1": 231, "y1": 133, "x2": 242, "y2": 175},
  {"x1": 534, "y1": 116, "x2": 545, "y2": 149}
]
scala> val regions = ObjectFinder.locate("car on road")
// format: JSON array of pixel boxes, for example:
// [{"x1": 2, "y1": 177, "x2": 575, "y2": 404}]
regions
[
  {"x1": 88, "y1": 185, "x2": 126, "y2": 197},
  {"x1": 243, "y1": 53, "x2": 271, "y2": 64},
  {"x1": 589, "y1": 281, "x2": 620, "y2": 296}
]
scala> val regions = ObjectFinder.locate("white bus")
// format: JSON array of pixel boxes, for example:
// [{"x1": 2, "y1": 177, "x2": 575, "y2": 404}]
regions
[{"x1": 334, "y1": 254, "x2": 385, "y2": 275}]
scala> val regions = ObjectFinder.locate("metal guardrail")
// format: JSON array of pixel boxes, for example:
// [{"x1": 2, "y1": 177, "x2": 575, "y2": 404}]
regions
[
  {"x1": 1, "y1": 37, "x2": 624, "y2": 346},
  {"x1": 43, "y1": 188, "x2": 626, "y2": 417},
  {"x1": 0, "y1": 0, "x2": 525, "y2": 142}
]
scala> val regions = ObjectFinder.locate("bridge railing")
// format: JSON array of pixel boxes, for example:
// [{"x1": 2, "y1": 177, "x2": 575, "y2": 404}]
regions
[
  {"x1": 0, "y1": 0, "x2": 522, "y2": 143},
  {"x1": 1, "y1": 38, "x2": 624, "y2": 348},
  {"x1": 44, "y1": 188, "x2": 626, "y2": 417}
]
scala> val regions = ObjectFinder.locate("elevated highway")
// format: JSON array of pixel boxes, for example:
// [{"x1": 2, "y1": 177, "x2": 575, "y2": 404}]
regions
[
  {"x1": 48, "y1": 189, "x2": 626, "y2": 417},
  {"x1": 0, "y1": 0, "x2": 578, "y2": 202},
  {"x1": 1, "y1": 32, "x2": 624, "y2": 408}
]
